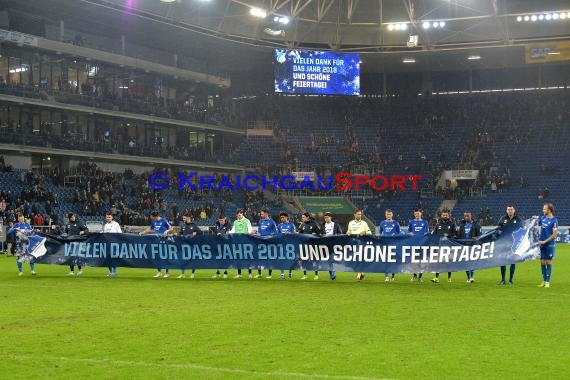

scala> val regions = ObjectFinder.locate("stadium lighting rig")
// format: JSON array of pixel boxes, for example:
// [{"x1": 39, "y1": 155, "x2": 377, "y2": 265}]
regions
[
  {"x1": 273, "y1": 16, "x2": 290, "y2": 25},
  {"x1": 516, "y1": 11, "x2": 570, "y2": 22},
  {"x1": 386, "y1": 20, "x2": 445, "y2": 31},
  {"x1": 386, "y1": 23, "x2": 409, "y2": 31},
  {"x1": 250, "y1": 7, "x2": 268, "y2": 19},
  {"x1": 422, "y1": 21, "x2": 446, "y2": 29}
]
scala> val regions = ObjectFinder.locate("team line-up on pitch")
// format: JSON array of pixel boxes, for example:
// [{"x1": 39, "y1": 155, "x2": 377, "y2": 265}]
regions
[{"x1": 9, "y1": 203, "x2": 558, "y2": 288}]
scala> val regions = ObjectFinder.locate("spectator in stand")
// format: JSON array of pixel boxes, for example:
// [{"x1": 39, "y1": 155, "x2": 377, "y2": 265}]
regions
[{"x1": 33, "y1": 213, "x2": 45, "y2": 226}]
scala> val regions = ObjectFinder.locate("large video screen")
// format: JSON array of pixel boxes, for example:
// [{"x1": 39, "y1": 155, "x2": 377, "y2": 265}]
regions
[{"x1": 274, "y1": 49, "x2": 360, "y2": 95}]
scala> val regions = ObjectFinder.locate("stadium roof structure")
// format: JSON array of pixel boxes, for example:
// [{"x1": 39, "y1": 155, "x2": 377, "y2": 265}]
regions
[
  {"x1": 2, "y1": 0, "x2": 570, "y2": 72},
  {"x1": 75, "y1": 0, "x2": 570, "y2": 50}
]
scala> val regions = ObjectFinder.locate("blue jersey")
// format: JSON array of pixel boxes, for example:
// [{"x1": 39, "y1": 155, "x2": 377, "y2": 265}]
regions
[
  {"x1": 278, "y1": 222, "x2": 296, "y2": 234},
  {"x1": 258, "y1": 218, "x2": 278, "y2": 236},
  {"x1": 539, "y1": 216, "x2": 558, "y2": 247},
  {"x1": 379, "y1": 220, "x2": 401, "y2": 236},
  {"x1": 408, "y1": 219, "x2": 428, "y2": 235},
  {"x1": 463, "y1": 222, "x2": 473, "y2": 239},
  {"x1": 151, "y1": 218, "x2": 171, "y2": 235},
  {"x1": 8, "y1": 222, "x2": 36, "y2": 258},
  {"x1": 8, "y1": 222, "x2": 33, "y2": 235}
]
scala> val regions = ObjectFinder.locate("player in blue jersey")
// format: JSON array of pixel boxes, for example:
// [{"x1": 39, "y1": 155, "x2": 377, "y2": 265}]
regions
[
  {"x1": 275, "y1": 212, "x2": 296, "y2": 279},
  {"x1": 379, "y1": 209, "x2": 401, "y2": 282},
  {"x1": 408, "y1": 208, "x2": 429, "y2": 282},
  {"x1": 139, "y1": 211, "x2": 174, "y2": 278},
  {"x1": 7, "y1": 213, "x2": 37, "y2": 276},
  {"x1": 536, "y1": 203, "x2": 558, "y2": 288},
  {"x1": 456, "y1": 211, "x2": 481, "y2": 283},
  {"x1": 257, "y1": 208, "x2": 278, "y2": 278}
]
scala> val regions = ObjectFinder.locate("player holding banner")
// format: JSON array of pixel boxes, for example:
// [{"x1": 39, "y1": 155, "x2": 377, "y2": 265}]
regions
[
  {"x1": 346, "y1": 209, "x2": 372, "y2": 281},
  {"x1": 456, "y1": 211, "x2": 481, "y2": 283},
  {"x1": 298, "y1": 212, "x2": 322, "y2": 280},
  {"x1": 275, "y1": 212, "x2": 296, "y2": 279},
  {"x1": 8, "y1": 213, "x2": 38, "y2": 276},
  {"x1": 230, "y1": 209, "x2": 253, "y2": 278},
  {"x1": 65, "y1": 213, "x2": 89, "y2": 276},
  {"x1": 379, "y1": 209, "x2": 401, "y2": 282},
  {"x1": 497, "y1": 204, "x2": 521, "y2": 285},
  {"x1": 430, "y1": 209, "x2": 456, "y2": 283},
  {"x1": 102, "y1": 212, "x2": 122, "y2": 277},
  {"x1": 408, "y1": 208, "x2": 429, "y2": 282},
  {"x1": 212, "y1": 215, "x2": 231, "y2": 279},
  {"x1": 256, "y1": 208, "x2": 278, "y2": 279},
  {"x1": 180, "y1": 212, "x2": 203, "y2": 279},
  {"x1": 536, "y1": 203, "x2": 558, "y2": 288},
  {"x1": 139, "y1": 211, "x2": 174, "y2": 278},
  {"x1": 320, "y1": 212, "x2": 343, "y2": 280}
]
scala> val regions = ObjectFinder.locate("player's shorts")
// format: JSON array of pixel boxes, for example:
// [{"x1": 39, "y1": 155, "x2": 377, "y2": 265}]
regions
[{"x1": 540, "y1": 245, "x2": 555, "y2": 260}]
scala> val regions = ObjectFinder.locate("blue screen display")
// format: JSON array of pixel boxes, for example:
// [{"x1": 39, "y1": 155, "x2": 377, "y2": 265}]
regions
[{"x1": 274, "y1": 49, "x2": 360, "y2": 95}]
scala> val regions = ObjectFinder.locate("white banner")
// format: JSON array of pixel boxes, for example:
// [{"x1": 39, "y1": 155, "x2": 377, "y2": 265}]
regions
[
  {"x1": 291, "y1": 171, "x2": 316, "y2": 181},
  {"x1": 444, "y1": 170, "x2": 479, "y2": 180},
  {"x1": 0, "y1": 29, "x2": 38, "y2": 47}
]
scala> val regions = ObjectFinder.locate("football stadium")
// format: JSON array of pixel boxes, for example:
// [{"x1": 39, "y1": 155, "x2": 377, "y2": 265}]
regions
[{"x1": 1, "y1": 0, "x2": 569, "y2": 378}]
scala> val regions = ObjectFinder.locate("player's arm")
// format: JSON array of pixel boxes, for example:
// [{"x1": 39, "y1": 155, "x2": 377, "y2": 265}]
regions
[
  {"x1": 246, "y1": 220, "x2": 253, "y2": 234},
  {"x1": 363, "y1": 222, "x2": 372, "y2": 236},
  {"x1": 474, "y1": 222, "x2": 482, "y2": 238},
  {"x1": 79, "y1": 223, "x2": 89, "y2": 235},
  {"x1": 394, "y1": 223, "x2": 401, "y2": 235},
  {"x1": 334, "y1": 223, "x2": 343, "y2": 235},
  {"x1": 539, "y1": 222, "x2": 558, "y2": 245},
  {"x1": 313, "y1": 222, "x2": 322, "y2": 236},
  {"x1": 346, "y1": 221, "x2": 353, "y2": 236},
  {"x1": 139, "y1": 227, "x2": 153, "y2": 236}
]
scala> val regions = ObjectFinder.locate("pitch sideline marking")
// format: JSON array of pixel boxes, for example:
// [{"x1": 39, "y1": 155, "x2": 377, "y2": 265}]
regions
[{"x1": 7, "y1": 354, "x2": 394, "y2": 380}]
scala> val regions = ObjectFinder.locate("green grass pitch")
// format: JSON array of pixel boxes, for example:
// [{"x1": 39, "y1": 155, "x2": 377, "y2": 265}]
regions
[{"x1": 1, "y1": 246, "x2": 569, "y2": 380}]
